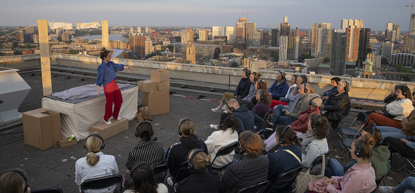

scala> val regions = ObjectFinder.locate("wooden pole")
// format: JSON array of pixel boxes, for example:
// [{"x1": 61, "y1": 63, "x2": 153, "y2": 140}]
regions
[
  {"x1": 38, "y1": 20, "x2": 52, "y2": 96},
  {"x1": 102, "y1": 20, "x2": 109, "y2": 49}
]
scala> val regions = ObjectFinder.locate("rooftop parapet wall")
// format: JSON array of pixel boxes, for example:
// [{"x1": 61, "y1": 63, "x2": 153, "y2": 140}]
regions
[{"x1": 1, "y1": 54, "x2": 414, "y2": 101}]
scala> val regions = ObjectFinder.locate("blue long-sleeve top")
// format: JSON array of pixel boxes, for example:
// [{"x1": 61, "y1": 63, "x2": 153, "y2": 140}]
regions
[
  {"x1": 268, "y1": 79, "x2": 289, "y2": 100},
  {"x1": 96, "y1": 61, "x2": 125, "y2": 87},
  {"x1": 323, "y1": 86, "x2": 338, "y2": 97},
  {"x1": 406, "y1": 141, "x2": 415, "y2": 149}
]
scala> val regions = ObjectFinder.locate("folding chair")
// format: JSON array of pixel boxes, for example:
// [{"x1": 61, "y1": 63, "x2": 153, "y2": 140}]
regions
[
  {"x1": 264, "y1": 165, "x2": 303, "y2": 193},
  {"x1": 339, "y1": 123, "x2": 375, "y2": 161},
  {"x1": 81, "y1": 174, "x2": 123, "y2": 193},
  {"x1": 395, "y1": 153, "x2": 415, "y2": 178},
  {"x1": 211, "y1": 141, "x2": 239, "y2": 166},
  {"x1": 237, "y1": 180, "x2": 269, "y2": 193},
  {"x1": 171, "y1": 161, "x2": 191, "y2": 192},
  {"x1": 31, "y1": 187, "x2": 63, "y2": 193},
  {"x1": 337, "y1": 112, "x2": 368, "y2": 139}
]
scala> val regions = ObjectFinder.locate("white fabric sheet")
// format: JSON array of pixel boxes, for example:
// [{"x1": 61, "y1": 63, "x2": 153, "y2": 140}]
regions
[{"x1": 42, "y1": 86, "x2": 138, "y2": 140}]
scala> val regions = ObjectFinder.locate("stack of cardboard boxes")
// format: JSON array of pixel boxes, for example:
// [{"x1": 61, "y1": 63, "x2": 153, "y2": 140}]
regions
[{"x1": 138, "y1": 69, "x2": 170, "y2": 115}]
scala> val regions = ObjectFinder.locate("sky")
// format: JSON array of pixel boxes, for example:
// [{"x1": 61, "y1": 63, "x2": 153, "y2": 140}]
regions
[{"x1": 0, "y1": 0, "x2": 413, "y2": 31}]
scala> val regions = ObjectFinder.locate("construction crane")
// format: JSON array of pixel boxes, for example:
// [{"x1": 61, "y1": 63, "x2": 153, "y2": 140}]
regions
[
  {"x1": 242, "y1": 12, "x2": 259, "y2": 47},
  {"x1": 258, "y1": 36, "x2": 268, "y2": 60},
  {"x1": 406, "y1": 3, "x2": 414, "y2": 52}
]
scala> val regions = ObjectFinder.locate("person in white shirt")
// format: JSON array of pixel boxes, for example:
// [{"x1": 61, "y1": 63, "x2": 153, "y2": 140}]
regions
[
  {"x1": 123, "y1": 162, "x2": 168, "y2": 193},
  {"x1": 301, "y1": 114, "x2": 330, "y2": 167},
  {"x1": 75, "y1": 133, "x2": 119, "y2": 193}
]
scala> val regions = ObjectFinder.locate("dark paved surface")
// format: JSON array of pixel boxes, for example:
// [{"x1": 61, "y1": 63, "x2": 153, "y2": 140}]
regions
[{"x1": 0, "y1": 69, "x2": 411, "y2": 192}]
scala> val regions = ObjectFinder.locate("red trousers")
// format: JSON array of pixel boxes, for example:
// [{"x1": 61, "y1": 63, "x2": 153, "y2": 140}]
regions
[
  {"x1": 270, "y1": 100, "x2": 287, "y2": 109},
  {"x1": 364, "y1": 113, "x2": 402, "y2": 129},
  {"x1": 104, "y1": 80, "x2": 123, "y2": 121}
]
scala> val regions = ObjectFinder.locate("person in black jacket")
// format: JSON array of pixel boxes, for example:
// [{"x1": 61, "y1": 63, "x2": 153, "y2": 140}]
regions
[
  {"x1": 176, "y1": 149, "x2": 220, "y2": 193},
  {"x1": 167, "y1": 119, "x2": 208, "y2": 183},
  {"x1": 226, "y1": 98, "x2": 265, "y2": 132},
  {"x1": 321, "y1": 80, "x2": 351, "y2": 129},
  {"x1": 212, "y1": 68, "x2": 252, "y2": 112}
]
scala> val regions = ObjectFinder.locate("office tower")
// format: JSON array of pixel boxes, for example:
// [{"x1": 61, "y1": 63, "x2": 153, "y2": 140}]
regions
[
  {"x1": 357, "y1": 28, "x2": 371, "y2": 68},
  {"x1": 311, "y1": 23, "x2": 331, "y2": 57},
  {"x1": 330, "y1": 29, "x2": 348, "y2": 75},
  {"x1": 16, "y1": 27, "x2": 24, "y2": 42},
  {"x1": 26, "y1": 26, "x2": 36, "y2": 34},
  {"x1": 382, "y1": 42, "x2": 394, "y2": 59},
  {"x1": 294, "y1": 27, "x2": 300, "y2": 37},
  {"x1": 129, "y1": 33, "x2": 145, "y2": 58},
  {"x1": 145, "y1": 40, "x2": 153, "y2": 55},
  {"x1": 368, "y1": 53, "x2": 382, "y2": 68},
  {"x1": 392, "y1": 25, "x2": 400, "y2": 42},
  {"x1": 340, "y1": 19, "x2": 363, "y2": 30},
  {"x1": 226, "y1": 26, "x2": 235, "y2": 44},
  {"x1": 130, "y1": 27, "x2": 134, "y2": 34},
  {"x1": 279, "y1": 36, "x2": 288, "y2": 62},
  {"x1": 252, "y1": 31, "x2": 262, "y2": 46},
  {"x1": 234, "y1": 18, "x2": 247, "y2": 48},
  {"x1": 199, "y1": 29, "x2": 208, "y2": 41},
  {"x1": 271, "y1": 29, "x2": 280, "y2": 47},
  {"x1": 262, "y1": 32, "x2": 269, "y2": 46},
  {"x1": 137, "y1": 27, "x2": 141, "y2": 33},
  {"x1": 287, "y1": 36, "x2": 300, "y2": 60},
  {"x1": 33, "y1": 34, "x2": 39, "y2": 43},
  {"x1": 246, "y1": 22, "x2": 256, "y2": 45},
  {"x1": 145, "y1": 27, "x2": 149, "y2": 33},
  {"x1": 346, "y1": 27, "x2": 359, "y2": 62},
  {"x1": 385, "y1": 22, "x2": 393, "y2": 40},
  {"x1": 61, "y1": 32, "x2": 70, "y2": 42},
  {"x1": 212, "y1": 26, "x2": 226, "y2": 40},
  {"x1": 186, "y1": 29, "x2": 196, "y2": 64},
  {"x1": 280, "y1": 17, "x2": 290, "y2": 36},
  {"x1": 181, "y1": 30, "x2": 189, "y2": 44}
]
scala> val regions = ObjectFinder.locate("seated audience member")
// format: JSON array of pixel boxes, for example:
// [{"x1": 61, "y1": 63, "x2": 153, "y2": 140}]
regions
[
  {"x1": 376, "y1": 109, "x2": 415, "y2": 142},
  {"x1": 124, "y1": 121, "x2": 164, "y2": 188},
  {"x1": 379, "y1": 176, "x2": 415, "y2": 193},
  {"x1": 235, "y1": 72, "x2": 262, "y2": 110},
  {"x1": 0, "y1": 168, "x2": 31, "y2": 193},
  {"x1": 291, "y1": 94, "x2": 322, "y2": 135},
  {"x1": 251, "y1": 80, "x2": 268, "y2": 105},
  {"x1": 412, "y1": 92, "x2": 415, "y2": 106},
  {"x1": 321, "y1": 80, "x2": 351, "y2": 129},
  {"x1": 323, "y1": 77, "x2": 341, "y2": 98},
  {"x1": 205, "y1": 113, "x2": 240, "y2": 168},
  {"x1": 364, "y1": 84, "x2": 407, "y2": 117},
  {"x1": 268, "y1": 82, "x2": 315, "y2": 128},
  {"x1": 212, "y1": 68, "x2": 251, "y2": 112},
  {"x1": 325, "y1": 126, "x2": 391, "y2": 181},
  {"x1": 359, "y1": 85, "x2": 413, "y2": 130},
  {"x1": 123, "y1": 162, "x2": 168, "y2": 193},
  {"x1": 167, "y1": 119, "x2": 208, "y2": 182},
  {"x1": 266, "y1": 125, "x2": 301, "y2": 193},
  {"x1": 226, "y1": 98, "x2": 265, "y2": 132},
  {"x1": 219, "y1": 131, "x2": 269, "y2": 193},
  {"x1": 176, "y1": 149, "x2": 220, "y2": 193},
  {"x1": 293, "y1": 75, "x2": 308, "y2": 95},
  {"x1": 75, "y1": 133, "x2": 119, "y2": 192},
  {"x1": 306, "y1": 135, "x2": 377, "y2": 193},
  {"x1": 301, "y1": 114, "x2": 330, "y2": 168},
  {"x1": 268, "y1": 70, "x2": 289, "y2": 101},
  {"x1": 271, "y1": 74, "x2": 298, "y2": 107},
  {"x1": 252, "y1": 89, "x2": 272, "y2": 118},
  {"x1": 264, "y1": 93, "x2": 321, "y2": 152}
]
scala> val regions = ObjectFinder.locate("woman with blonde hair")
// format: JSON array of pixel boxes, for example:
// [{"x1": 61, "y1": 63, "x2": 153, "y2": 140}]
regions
[
  {"x1": 75, "y1": 133, "x2": 119, "y2": 193},
  {"x1": 0, "y1": 168, "x2": 30, "y2": 193},
  {"x1": 176, "y1": 149, "x2": 220, "y2": 193}
]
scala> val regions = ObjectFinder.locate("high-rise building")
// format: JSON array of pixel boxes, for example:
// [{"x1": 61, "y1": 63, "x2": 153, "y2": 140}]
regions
[
  {"x1": 385, "y1": 22, "x2": 393, "y2": 40},
  {"x1": 392, "y1": 25, "x2": 400, "y2": 42},
  {"x1": 279, "y1": 36, "x2": 288, "y2": 62},
  {"x1": 271, "y1": 29, "x2": 280, "y2": 47},
  {"x1": 234, "y1": 18, "x2": 247, "y2": 49},
  {"x1": 311, "y1": 23, "x2": 331, "y2": 57},
  {"x1": 226, "y1": 26, "x2": 235, "y2": 44},
  {"x1": 357, "y1": 28, "x2": 371, "y2": 68},
  {"x1": 129, "y1": 33, "x2": 145, "y2": 58},
  {"x1": 280, "y1": 17, "x2": 290, "y2": 36},
  {"x1": 145, "y1": 40, "x2": 154, "y2": 55},
  {"x1": 181, "y1": 30, "x2": 189, "y2": 44},
  {"x1": 408, "y1": 14, "x2": 415, "y2": 52},
  {"x1": 33, "y1": 34, "x2": 39, "y2": 44},
  {"x1": 262, "y1": 32, "x2": 269, "y2": 46},
  {"x1": 330, "y1": 29, "x2": 348, "y2": 75},
  {"x1": 368, "y1": 53, "x2": 382, "y2": 68},
  {"x1": 294, "y1": 27, "x2": 300, "y2": 37},
  {"x1": 145, "y1": 27, "x2": 149, "y2": 33},
  {"x1": 212, "y1": 26, "x2": 226, "y2": 39},
  {"x1": 137, "y1": 27, "x2": 141, "y2": 33},
  {"x1": 346, "y1": 27, "x2": 359, "y2": 62},
  {"x1": 287, "y1": 36, "x2": 300, "y2": 61},
  {"x1": 199, "y1": 29, "x2": 208, "y2": 41},
  {"x1": 130, "y1": 27, "x2": 134, "y2": 34},
  {"x1": 26, "y1": 26, "x2": 36, "y2": 34},
  {"x1": 252, "y1": 31, "x2": 262, "y2": 46},
  {"x1": 382, "y1": 42, "x2": 394, "y2": 59},
  {"x1": 246, "y1": 22, "x2": 256, "y2": 45},
  {"x1": 61, "y1": 32, "x2": 70, "y2": 42},
  {"x1": 340, "y1": 19, "x2": 363, "y2": 30}
]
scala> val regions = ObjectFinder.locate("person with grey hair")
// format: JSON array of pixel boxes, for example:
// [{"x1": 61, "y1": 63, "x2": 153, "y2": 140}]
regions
[
  {"x1": 321, "y1": 80, "x2": 351, "y2": 129},
  {"x1": 226, "y1": 98, "x2": 265, "y2": 132}
]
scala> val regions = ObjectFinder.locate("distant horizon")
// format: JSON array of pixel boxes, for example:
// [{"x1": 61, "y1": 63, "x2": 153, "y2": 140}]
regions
[{"x1": 1, "y1": 0, "x2": 412, "y2": 32}]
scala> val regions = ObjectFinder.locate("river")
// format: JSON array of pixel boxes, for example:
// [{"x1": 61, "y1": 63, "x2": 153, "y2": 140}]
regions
[{"x1": 73, "y1": 34, "x2": 128, "y2": 41}]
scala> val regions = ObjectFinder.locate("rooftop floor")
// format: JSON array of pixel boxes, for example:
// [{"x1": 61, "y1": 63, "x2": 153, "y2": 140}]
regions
[{"x1": 0, "y1": 69, "x2": 412, "y2": 192}]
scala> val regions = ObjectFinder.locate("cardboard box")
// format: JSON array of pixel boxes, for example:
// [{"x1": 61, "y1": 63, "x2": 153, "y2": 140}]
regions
[
  {"x1": 142, "y1": 90, "x2": 170, "y2": 115},
  {"x1": 90, "y1": 118, "x2": 128, "y2": 140},
  {"x1": 151, "y1": 69, "x2": 170, "y2": 82},
  {"x1": 158, "y1": 80, "x2": 170, "y2": 91},
  {"x1": 59, "y1": 138, "x2": 77, "y2": 147},
  {"x1": 137, "y1": 80, "x2": 158, "y2": 93},
  {"x1": 23, "y1": 108, "x2": 62, "y2": 150}
]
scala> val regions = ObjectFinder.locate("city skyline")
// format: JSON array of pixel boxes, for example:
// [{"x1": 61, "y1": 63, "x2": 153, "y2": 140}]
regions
[{"x1": 0, "y1": 0, "x2": 413, "y2": 31}]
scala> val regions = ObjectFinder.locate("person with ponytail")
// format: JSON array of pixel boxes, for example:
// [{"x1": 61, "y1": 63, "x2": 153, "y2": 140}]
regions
[
  {"x1": 176, "y1": 150, "x2": 220, "y2": 193},
  {"x1": 124, "y1": 162, "x2": 168, "y2": 193},
  {"x1": 75, "y1": 133, "x2": 119, "y2": 193},
  {"x1": 301, "y1": 114, "x2": 330, "y2": 168},
  {"x1": 307, "y1": 135, "x2": 377, "y2": 193},
  {"x1": 252, "y1": 89, "x2": 272, "y2": 118},
  {"x1": 265, "y1": 125, "x2": 301, "y2": 192},
  {"x1": 124, "y1": 122, "x2": 164, "y2": 188},
  {"x1": 96, "y1": 47, "x2": 134, "y2": 125}
]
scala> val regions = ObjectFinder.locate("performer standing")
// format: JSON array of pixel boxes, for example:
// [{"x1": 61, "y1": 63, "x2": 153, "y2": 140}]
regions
[{"x1": 96, "y1": 48, "x2": 133, "y2": 124}]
